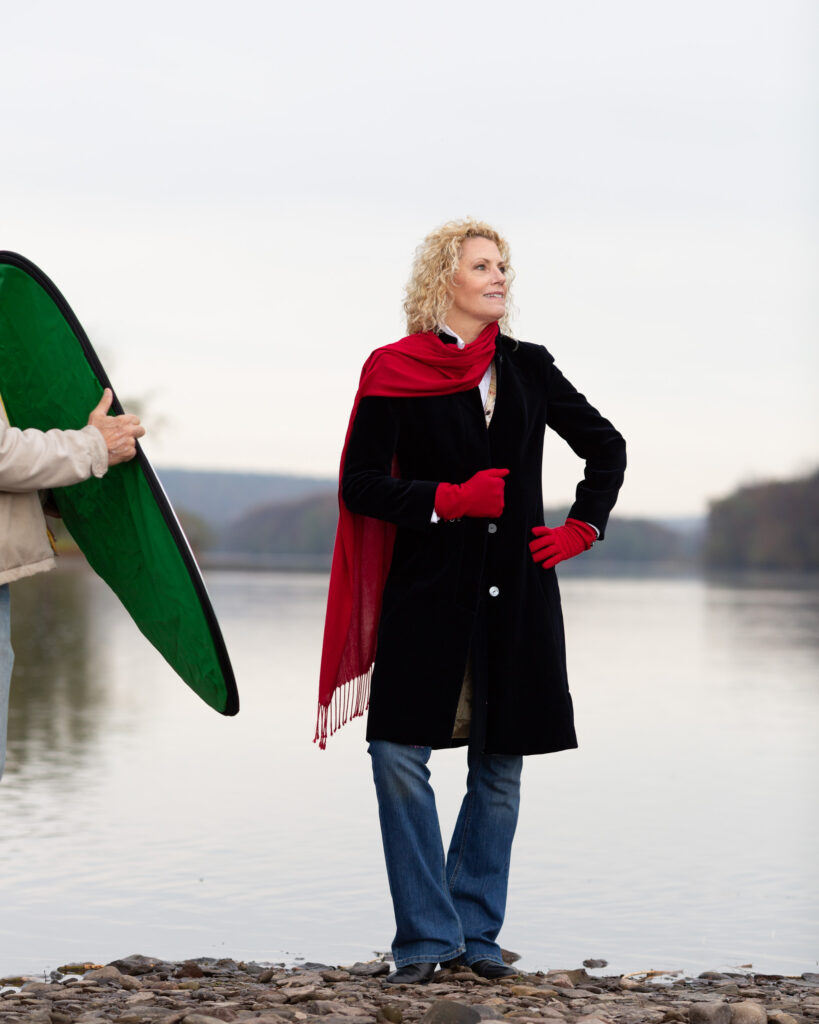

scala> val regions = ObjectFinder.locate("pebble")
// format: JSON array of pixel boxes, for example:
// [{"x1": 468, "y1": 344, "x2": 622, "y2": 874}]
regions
[
  {"x1": 689, "y1": 1001, "x2": 732, "y2": 1024},
  {"x1": 0, "y1": 953, "x2": 815, "y2": 1024},
  {"x1": 422, "y1": 999, "x2": 482, "y2": 1024}
]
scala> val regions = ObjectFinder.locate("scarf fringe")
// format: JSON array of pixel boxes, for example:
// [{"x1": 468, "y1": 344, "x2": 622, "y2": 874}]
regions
[{"x1": 314, "y1": 665, "x2": 373, "y2": 750}]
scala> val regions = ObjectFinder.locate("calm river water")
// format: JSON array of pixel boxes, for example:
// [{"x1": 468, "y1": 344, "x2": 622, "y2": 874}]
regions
[{"x1": 1, "y1": 564, "x2": 817, "y2": 978}]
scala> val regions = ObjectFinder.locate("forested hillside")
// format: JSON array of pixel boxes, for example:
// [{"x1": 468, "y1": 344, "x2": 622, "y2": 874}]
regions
[{"x1": 705, "y1": 470, "x2": 819, "y2": 571}]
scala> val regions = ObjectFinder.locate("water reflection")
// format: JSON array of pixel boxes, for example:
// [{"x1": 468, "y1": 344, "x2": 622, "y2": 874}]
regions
[
  {"x1": 0, "y1": 563, "x2": 817, "y2": 978},
  {"x1": 7, "y1": 561, "x2": 107, "y2": 780}
]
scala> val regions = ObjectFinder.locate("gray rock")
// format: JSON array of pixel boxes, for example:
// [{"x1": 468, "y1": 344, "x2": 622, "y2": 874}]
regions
[
  {"x1": 802, "y1": 973, "x2": 819, "y2": 985},
  {"x1": 323, "y1": 970, "x2": 352, "y2": 983},
  {"x1": 583, "y1": 960, "x2": 608, "y2": 970},
  {"x1": 175, "y1": 963, "x2": 206, "y2": 979},
  {"x1": 83, "y1": 965, "x2": 123, "y2": 984},
  {"x1": 422, "y1": 1000, "x2": 482, "y2": 1024},
  {"x1": 554, "y1": 987, "x2": 592, "y2": 1000},
  {"x1": 728, "y1": 1002, "x2": 766, "y2": 1024},
  {"x1": 110, "y1": 954, "x2": 170, "y2": 976},
  {"x1": 548, "y1": 969, "x2": 589, "y2": 986},
  {"x1": 347, "y1": 961, "x2": 391, "y2": 978},
  {"x1": 181, "y1": 1016, "x2": 231, "y2": 1024},
  {"x1": 472, "y1": 1007, "x2": 509, "y2": 1020},
  {"x1": 699, "y1": 974, "x2": 731, "y2": 982},
  {"x1": 377, "y1": 1004, "x2": 404, "y2": 1023},
  {"x1": 689, "y1": 1001, "x2": 732, "y2": 1024},
  {"x1": 501, "y1": 950, "x2": 522, "y2": 965}
]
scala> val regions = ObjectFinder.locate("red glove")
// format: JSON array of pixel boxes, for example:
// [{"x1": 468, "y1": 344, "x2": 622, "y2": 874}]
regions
[
  {"x1": 435, "y1": 468, "x2": 510, "y2": 520},
  {"x1": 529, "y1": 518, "x2": 597, "y2": 568}
]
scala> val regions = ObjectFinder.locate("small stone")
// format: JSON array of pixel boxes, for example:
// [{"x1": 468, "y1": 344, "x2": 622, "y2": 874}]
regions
[
  {"x1": 322, "y1": 971, "x2": 351, "y2": 983},
  {"x1": 126, "y1": 990, "x2": 156, "y2": 1003},
  {"x1": 21, "y1": 982, "x2": 59, "y2": 994},
  {"x1": 620, "y1": 978, "x2": 641, "y2": 991},
  {"x1": 377, "y1": 1004, "x2": 404, "y2": 1023},
  {"x1": 689, "y1": 1002, "x2": 732, "y2": 1024},
  {"x1": 50, "y1": 1013, "x2": 73, "y2": 1024},
  {"x1": 347, "y1": 962, "x2": 391, "y2": 978},
  {"x1": 110, "y1": 954, "x2": 169, "y2": 976},
  {"x1": 421, "y1": 999, "x2": 482, "y2": 1024},
  {"x1": 501, "y1": 950, "x2": 522, "y2": 965},
  {"x1": 57, "y1": 963, "x2": 102, "y2": 975},
  {"x1": 472, "y1": 1008, "x2": 510, "y2": 1021},
  {"x1": 546, "y1": 973, "x2": 575, "y2": 989},
  {"x1": 120, "y1": 975, "x2": 143, "y2": 991},
  {"x1": 509, "y1": 985, "x2": 550, "y2": 999},
  {"x1": 729, "y1": 1004, "x2": 766, "y2": 1024},
  {"x1": 284, "y1": 987, "x2": 323, "y2": 1003},
  {"x1": 280, "y1": 972, "x2": 325, "y2": 987},
  {"x1": 176, "y1": 963, "x2": 206, "y2": 979},
  {"x1": 767, "y1": 1014, "x2": 800, "y2": 1024},
  {"x1": 556, "y1": 988, "x2": 593, "y2": 1000},
  {"x1": 182, "y1": 1016, "x2": 230, "y2": 1024},
  {"x1": 700, "y1": 974, "x2": 731, "y2": 982},
  {"x1": 83, "y1": 965, "x2": 123, "y2": 983},
  {"x1": 583, "y1": 960, "x2": 608, "y2": 970}
]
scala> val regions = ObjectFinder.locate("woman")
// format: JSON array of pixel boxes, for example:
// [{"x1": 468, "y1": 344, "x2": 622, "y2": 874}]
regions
[{"x1": 317, "y1": 219, "x2": 626, "y2": 984}]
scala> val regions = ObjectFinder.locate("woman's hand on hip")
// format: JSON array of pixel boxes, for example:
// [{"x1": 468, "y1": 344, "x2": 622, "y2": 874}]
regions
[
  {"x1": 435, "y1": 468, "x2": 509, "y2": 520},
  {"x1": 529, "y1": 518, "x2": 597, "y2": 569}
]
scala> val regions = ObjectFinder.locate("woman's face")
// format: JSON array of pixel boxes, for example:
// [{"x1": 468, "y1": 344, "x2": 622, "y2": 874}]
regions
[{"x1": 447, "y1": 237, "x2": 507, "y2": 331}]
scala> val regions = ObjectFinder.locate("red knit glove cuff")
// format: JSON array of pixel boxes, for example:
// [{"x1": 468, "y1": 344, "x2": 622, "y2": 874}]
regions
[{"x1": 565, "y1": 518, "x2": 597, "y2": 550}]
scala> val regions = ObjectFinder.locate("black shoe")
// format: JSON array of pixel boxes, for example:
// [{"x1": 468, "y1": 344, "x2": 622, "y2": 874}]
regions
[
  {"x1": 385, "y1": 961, "x2": 437, "y2": 985},
  {"x1": 469, "y1": 959, "x2": 520, "y2": 980}
]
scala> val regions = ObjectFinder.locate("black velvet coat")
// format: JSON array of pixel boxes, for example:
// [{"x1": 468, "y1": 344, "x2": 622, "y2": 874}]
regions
[{"x1": 341, "y1": 333, "x2": 626, "y2": 756}]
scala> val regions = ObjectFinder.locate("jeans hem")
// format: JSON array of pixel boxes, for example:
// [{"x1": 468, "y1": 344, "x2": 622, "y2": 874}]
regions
[
  {"x1": 464, "y1": 953, "x2": 505, "y2": 967},
  {"x1": 393, "y1": 945, "x2": 465, "y2": 969}
]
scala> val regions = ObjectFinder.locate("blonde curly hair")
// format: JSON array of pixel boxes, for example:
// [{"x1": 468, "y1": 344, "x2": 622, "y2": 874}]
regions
[{"x1": 403, "y1": 218, "x2": 515, "y2": 335}]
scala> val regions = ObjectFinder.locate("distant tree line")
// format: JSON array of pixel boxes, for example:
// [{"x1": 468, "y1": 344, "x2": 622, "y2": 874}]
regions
[
  {"x1": 705, "y1": 469, "x2": 819, "y2": 571},
  {"x1": 211, "y1": 495, "x2": 694, "y2": 565}
]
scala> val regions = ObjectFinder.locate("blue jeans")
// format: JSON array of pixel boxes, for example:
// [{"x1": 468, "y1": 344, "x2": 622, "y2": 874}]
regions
[
  {"x1": 0, "y1": 584, "x2": 13, "y2": 781},
  {"x1": 369, "y1": 740, "x2": 523, "y2": 968}
]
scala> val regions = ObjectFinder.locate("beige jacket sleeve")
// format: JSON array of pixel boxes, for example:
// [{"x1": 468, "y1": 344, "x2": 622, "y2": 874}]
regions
[{"x1": 0, "y1": 416, "x2": 108, "y2": 491}]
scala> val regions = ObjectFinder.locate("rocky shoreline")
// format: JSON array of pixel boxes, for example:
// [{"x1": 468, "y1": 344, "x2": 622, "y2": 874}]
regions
[{"x1": 2, "y1": 954, "x2": 817, "y2": 1024}]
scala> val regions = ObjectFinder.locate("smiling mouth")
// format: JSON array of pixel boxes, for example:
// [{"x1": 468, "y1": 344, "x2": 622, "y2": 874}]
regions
[{"x1": 484, "y1": 292, "x2": 505, "y2": 300}]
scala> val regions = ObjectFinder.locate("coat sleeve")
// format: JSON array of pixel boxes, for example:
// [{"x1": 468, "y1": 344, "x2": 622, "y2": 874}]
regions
[
  {"x1": 543, "y1": 353, "x2": 627, "y2": 540},
  {"x1": 0, "y1": 418, "x2": 108, "y2": 492},
  {"x1": 341, "y1": 395, "x2": 439, "y2": 531}
]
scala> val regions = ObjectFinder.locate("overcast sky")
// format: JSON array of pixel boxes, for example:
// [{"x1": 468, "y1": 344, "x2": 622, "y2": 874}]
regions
[{"x1": 1, "y1": 0, "x2": 816, "y2": 516}]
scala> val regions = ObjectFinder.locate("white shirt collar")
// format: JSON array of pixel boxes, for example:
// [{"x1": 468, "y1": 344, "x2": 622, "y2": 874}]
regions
[{"x1": 439, "y1": 323, "x2": 466, "y2": 350}]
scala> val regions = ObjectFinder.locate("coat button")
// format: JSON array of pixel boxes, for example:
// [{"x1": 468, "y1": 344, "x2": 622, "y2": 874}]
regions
[
  {"x1": 488, "y1": 523, "x2": 497, "y2": 534},
  {"x1": 489, "y1": 586, "x2": 500, "y2": 597}
]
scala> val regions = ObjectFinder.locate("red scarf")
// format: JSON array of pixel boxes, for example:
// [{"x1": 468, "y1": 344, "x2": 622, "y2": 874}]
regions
[{"x1": 316, "y1": 321, "x2": 499, "y2": 748}]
